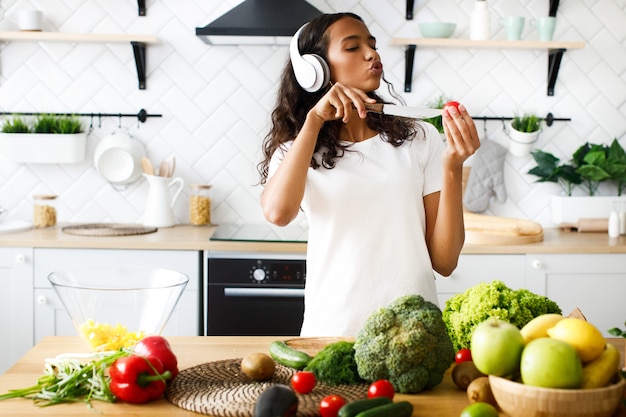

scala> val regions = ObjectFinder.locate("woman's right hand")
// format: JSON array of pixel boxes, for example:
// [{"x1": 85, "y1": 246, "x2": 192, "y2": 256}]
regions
[{"x1": 310, "y1": 82, "x2": 376, "y2": 123}]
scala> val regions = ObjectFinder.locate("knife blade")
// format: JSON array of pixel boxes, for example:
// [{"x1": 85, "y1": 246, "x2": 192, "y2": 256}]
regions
[{"x1": 365, "y1": 103, "x2": 442, "y2": 119}]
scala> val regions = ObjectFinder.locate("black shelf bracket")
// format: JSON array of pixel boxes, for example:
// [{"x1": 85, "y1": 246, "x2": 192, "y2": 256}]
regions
[
  {"x1": 138, "y1": 0, "x2": 146, "y2": 16},
  {"x1": 131, "y1": 42, "x2": 147, "y2": 90},
  {"x1": 549, "y1": 0, "x2": 560, "y2": 17},
  {"x1": 406, "y1": 0, "x2": 416, "y2": 20},
  {"x1": 548, "y1": 48, "x2": 566, "y2": 96},
  {"x1": 404, "y1": 44, "x2": 417, "y2": 92}
]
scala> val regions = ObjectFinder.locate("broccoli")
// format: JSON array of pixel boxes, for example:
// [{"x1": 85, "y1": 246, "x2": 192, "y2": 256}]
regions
[
  {"x1": 353, "y1": 294, "x2": 455, "y2": 394},
  {"x1": 303, "y1": 341, "x2": 364, "y2": 385},
  {"x1": 442, "y1": 280, "x2": 562, "y2": 352}
]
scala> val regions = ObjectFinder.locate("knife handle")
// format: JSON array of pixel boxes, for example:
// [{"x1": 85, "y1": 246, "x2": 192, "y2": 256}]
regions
[{"x1": 364, "y1": 103, "x2": 384, "y2": 113}]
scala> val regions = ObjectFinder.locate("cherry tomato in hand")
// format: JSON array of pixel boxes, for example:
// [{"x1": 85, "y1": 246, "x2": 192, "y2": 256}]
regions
[
  {"x1": 455, "y1": 348, "x2": 472, "y2": 364},
  {"x1": 291, "y1": 371, "x2": 316, "y2": 394},
  {"x1": 444, "y1": 100, "x2": 461, "y2": 111},
  {"x1": 319, "y1": 394, "x2": 347, "y2": 417},
  {"x1": 367, "y1": 379, "x2": 395, "y2": 400}
]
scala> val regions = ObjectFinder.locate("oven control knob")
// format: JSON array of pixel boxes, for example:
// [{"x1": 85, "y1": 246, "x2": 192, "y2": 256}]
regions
[{"x1": 252, "y1": 268, "x2": 267, "y2": 282}]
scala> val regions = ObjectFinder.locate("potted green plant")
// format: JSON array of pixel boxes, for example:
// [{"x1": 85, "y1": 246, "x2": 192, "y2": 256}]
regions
[
  {"x1": 0, "y1": 114, "x2": 87, "y2": 164},
  {"x1": 508, "y1": 113, "x2": 541, "y2": 157},
  {"x1": 528, "y1": 140, "x2": 626, "y2": 225}
]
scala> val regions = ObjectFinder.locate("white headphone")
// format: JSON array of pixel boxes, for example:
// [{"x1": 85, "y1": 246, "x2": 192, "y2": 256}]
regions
[{"x1": 290, "y1": 23, "x2": 330, "y2": 93}]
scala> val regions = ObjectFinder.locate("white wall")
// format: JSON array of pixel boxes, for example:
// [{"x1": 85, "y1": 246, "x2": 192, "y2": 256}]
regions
[{"x1": 0, "y1": 0, "x2": 624, "y2": 228}]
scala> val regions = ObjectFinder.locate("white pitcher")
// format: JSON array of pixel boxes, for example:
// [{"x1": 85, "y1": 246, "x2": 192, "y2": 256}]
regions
[{"x1": 143, "y1": 174, "x2": 184, "y2": 228}]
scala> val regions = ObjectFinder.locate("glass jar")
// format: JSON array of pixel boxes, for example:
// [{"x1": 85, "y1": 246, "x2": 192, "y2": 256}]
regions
[
  {"x1": 189, "y1": 184, "x2": 212, "y2": 226},
  {"x1": 33, "y1": 194, "x2": 57, "y2": 228}
]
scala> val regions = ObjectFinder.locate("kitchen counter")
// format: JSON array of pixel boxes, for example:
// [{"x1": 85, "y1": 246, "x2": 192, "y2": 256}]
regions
[
  {"x1": 0, "y1": 223, "x2": 625, "y2": 254},
  {"x1": 0, "y1": 336, "x2": 623, "y2": 417}
]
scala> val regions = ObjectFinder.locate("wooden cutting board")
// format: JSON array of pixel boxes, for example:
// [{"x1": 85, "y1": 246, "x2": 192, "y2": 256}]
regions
[{"x1": 464, "y1": 212, "x2": 544, "y2": 245}]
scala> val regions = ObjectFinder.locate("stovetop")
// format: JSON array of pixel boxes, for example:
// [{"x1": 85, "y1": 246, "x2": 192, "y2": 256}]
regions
[{"x1": 210, "y1": 223, "x2": 308, "y2": 243}]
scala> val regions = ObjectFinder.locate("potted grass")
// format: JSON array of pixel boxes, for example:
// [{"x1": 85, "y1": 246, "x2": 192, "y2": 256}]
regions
[
  {"x1": 528, "y1": 139, "x2": 626, "y2": 225},
  {"x1": 508, "y1": 113, "x2": 541, "y2": 157},
  {"x1": 0, "y1": 114, "x2": 87, "y2": 163}
]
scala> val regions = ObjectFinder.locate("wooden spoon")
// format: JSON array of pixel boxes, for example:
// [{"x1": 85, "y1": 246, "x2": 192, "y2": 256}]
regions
[
  {"x1": 159, "y1": 160, "x2": 170, "y2": 177},
  {"x1": 141, "y1": 157, "x2": 154, "y2": 175},
  {"x1": 169, "y1": 157, "x2": 176, "y2": 177}
]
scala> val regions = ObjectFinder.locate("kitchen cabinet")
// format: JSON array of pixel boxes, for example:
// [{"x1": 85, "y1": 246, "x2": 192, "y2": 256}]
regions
[
  {"x1": 0, "y1": 248, "x2": 33, "y2": 375},
  {"x1": 33, "y1": 248, "x2": 202, "y2": 345},
  {"x1": 435, "y1": 254, "x2": 526, "y2": 306},
  {"x1": 0, "y1": 32, "x2": 159, "y2": 89},
  {"x1": 525, "y1": 254, "x2": 626, "y2": 337}
]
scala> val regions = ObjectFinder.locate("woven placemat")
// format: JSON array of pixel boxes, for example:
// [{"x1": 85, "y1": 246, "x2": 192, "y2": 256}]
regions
[
  {"x1": 62, "y1": 223, "x2": 157, "y2": 237},
  {"x1": 165, "y1": 358, "x2": 368, "y2": 417}
]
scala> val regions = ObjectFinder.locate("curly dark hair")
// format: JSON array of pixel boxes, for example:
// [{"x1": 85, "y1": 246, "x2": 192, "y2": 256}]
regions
[{"x1": 258, "y1": 12, "x2": 425, "y2": 185}]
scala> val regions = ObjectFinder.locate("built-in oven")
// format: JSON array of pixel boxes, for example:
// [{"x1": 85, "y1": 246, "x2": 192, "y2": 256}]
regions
[{"x1": 206, "y1": 224, "x2": 307, "y2": 336}]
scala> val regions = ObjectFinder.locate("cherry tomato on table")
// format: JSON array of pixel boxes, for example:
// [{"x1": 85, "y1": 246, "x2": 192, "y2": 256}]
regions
[
  {"x1": 319, "y1": 394, "x2": 347, "y2": 417},
  {"x1": 455, "y1": 348, "x2": 472, "y2": 364},
  {"x1": 291, "y1": 371, "x2": 316, "y2": 394},
  {"x1": 367, "y1": 379, "x2": 395, "y2": 400}
]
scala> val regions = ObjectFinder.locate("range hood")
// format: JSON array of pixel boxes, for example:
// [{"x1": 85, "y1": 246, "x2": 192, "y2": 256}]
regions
[{"x1": 196, "y1": 0, "x2": 323, "y2": 45}]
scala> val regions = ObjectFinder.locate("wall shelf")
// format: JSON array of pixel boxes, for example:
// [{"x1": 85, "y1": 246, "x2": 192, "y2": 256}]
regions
[
  {"x1": 391, "y1": 38, "x2": 585, "y2": 96},
  {"x1": 0, "y1": 31, "x2": 160, "y2": 90}
]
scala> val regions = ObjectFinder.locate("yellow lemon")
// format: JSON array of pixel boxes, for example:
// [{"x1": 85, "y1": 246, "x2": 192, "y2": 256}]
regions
[{"x1": 546, "y1": 318, "x2": 606, "y2": 363}]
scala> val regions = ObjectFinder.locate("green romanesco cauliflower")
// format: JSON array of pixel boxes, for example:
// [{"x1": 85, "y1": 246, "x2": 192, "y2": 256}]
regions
[
  {"x1": 353, "y1": 294, "x2": 454, "y2": 394},
  {"x1": 442, "y1": 280, "x2": 562, "y2": 351}
]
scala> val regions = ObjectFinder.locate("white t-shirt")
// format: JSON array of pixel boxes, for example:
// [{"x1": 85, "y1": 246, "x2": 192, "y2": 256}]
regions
[{"x1": 268, "y1": 122, "x2": 445, "y2": 336}]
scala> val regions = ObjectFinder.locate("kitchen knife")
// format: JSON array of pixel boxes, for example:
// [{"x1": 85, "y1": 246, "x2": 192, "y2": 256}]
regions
[{"x1": 365, "y1": 103, "x2": 442, "y2": 119}]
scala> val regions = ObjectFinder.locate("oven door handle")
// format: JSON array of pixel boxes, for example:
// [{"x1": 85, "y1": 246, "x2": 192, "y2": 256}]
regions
[{"x1": 223, "y1": 287, "x2": 305, "y2": 298}]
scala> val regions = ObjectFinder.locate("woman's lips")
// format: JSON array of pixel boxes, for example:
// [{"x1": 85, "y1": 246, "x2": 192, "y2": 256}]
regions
[{"x1": 370, "y1": 62, "x2": 383, "y2": 76}]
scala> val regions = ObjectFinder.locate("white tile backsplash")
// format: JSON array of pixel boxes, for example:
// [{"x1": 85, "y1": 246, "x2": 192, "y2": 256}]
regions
[{"x1": 0, "y1": 0, "x2": 625, "y2": 229}]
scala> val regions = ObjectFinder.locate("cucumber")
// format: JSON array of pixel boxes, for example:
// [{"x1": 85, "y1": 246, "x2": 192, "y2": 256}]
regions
[
  {"x1": 269, "y1": 341, "x2": 312, "y2": 370},
  {"x1": 354, "y1": 401, "x2": 413, "y2": 417},
  {"x1": 338, "y1": 397, "x2": 393, "y2": 417}
]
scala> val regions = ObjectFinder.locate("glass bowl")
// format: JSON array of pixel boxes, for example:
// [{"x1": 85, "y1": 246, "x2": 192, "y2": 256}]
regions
[{"x1": 49, "y1": 266, "x2": 189, "y2": 352}]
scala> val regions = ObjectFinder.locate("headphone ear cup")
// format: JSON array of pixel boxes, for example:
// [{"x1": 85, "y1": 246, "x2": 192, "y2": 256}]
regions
[
  {"x1": 290, "y1": 23, "x2": 330, "y2": 93},
  {"x1": 300, "y1": 54, "x2": 330, "y2": 93}
]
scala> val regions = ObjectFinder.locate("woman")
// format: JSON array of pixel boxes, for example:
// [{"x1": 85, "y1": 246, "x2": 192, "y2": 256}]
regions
[{"x1": 258, "y1": 12, "x2": 480, "y2": 336}]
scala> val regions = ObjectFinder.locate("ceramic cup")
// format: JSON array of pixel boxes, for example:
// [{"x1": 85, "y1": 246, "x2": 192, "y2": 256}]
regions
[
  {"x1": 532, "y1": 16, "x2": 556, "y2": 41},
  {"x1": 17, "y1": 10, "x2": 43, "y2": 31},
  {"x1": 502, "y1": 16, "x2": 525, "y2": 41}
]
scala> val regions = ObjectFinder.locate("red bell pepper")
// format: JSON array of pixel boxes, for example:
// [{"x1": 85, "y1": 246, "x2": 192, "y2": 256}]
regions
[
  {"x1": 109, "y1": 355, "x2": 171, "y2": 404},
  {"x1": 133, "y1": 336, "x2": 179, "y2": 379}
]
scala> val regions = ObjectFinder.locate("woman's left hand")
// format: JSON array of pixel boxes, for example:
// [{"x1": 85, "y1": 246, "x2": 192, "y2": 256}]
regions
[{"x1": 441, "y1": 103, "x2": 480, "y2": 168}]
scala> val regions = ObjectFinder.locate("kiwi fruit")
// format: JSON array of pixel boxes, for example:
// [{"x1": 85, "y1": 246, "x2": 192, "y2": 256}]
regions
[
  {"x1": 241, "y1": 352, "x2": 276, "y2": 381},
  {"x1": 451, "y1": 361, "x2": 486, "y2": 390},
  {"x1": 466, "y1": 376, "x2": 497, "y2": 407}
]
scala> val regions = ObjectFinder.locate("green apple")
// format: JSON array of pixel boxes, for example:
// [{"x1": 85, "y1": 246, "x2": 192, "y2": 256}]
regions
[
  {"x1": 470, "y1": 318, "x2": 524, "y2": 376},
  {"x1": 520, "y1": 337, "x2": 583, "y2": 388}
]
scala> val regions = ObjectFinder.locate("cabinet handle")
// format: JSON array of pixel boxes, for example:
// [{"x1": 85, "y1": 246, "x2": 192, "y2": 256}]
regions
[
  {"x1": 15, "y1": 253, "x2": 26, "y2": 263},
  {"x1": 37, "y1": 295, "x2": 47, "y2": 304},
  {"x1": 531, "y1": 259, "x2": 542, "y2": 269}
]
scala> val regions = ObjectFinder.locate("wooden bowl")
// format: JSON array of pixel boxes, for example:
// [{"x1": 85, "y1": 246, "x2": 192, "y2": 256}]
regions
[{"x1": 489, "y1": 374, "x2": 625, "y2": 417}]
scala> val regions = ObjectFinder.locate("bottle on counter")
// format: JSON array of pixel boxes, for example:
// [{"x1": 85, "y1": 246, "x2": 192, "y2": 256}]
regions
[
  {"x1": 189, "y1": 184, "x2": 212, "y2": 226},
  {"x1": 33, "y1": 194, "x2": 57, "y2": 228},
  {"x1": 608, "y1": 210, "x2": 620, "y2": 238},
  {"x1": 470, "y1": 0, "x2": 491, "y2": 40}
]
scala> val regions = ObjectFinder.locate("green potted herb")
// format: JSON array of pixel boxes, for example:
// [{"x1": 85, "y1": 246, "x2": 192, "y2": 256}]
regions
[
  {"x1": 508, "y1": 113, "x2": 542, "y2": 157},
  {"x1": 0, "y1": 114, "x2": 87, "y2": 164},
  {"x1": 528, "y1": 140, "x2": 626, "y2": 225}
]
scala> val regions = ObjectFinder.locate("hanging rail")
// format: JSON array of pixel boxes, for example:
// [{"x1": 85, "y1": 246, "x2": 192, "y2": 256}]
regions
[
  {"x1": 0, "y1": 108, "x2": 161, "y2": 124},
  {"x1": 472, "y1": 113, "x2": 570, "y2": 127}
]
